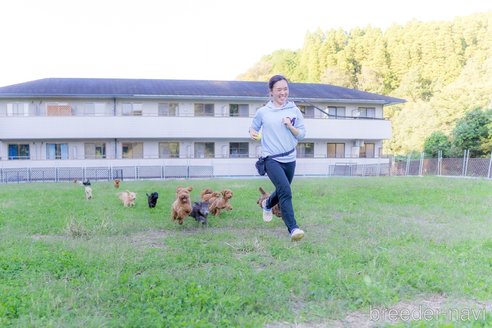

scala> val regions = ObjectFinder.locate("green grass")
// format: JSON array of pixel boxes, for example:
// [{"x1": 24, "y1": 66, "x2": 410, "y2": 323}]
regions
[{"x1": 0, "y1": 177, "x2": 491, "y2": 327}]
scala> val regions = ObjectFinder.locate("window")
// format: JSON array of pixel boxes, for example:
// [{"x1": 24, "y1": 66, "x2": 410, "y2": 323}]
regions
[
  {"x1": 229, "y1": 142, "x2": 248, "y2": 158},
  {"x1": 46, "y1": 143, "x2": 68, "y2": 160},
  {"x1": 158, "y1": 103, "x2": 179, "y2": 116},
  {"x1": 194, "y1": 142, "x2": 214, "y2": 158},
  {"x1": 360, "y1": 143, "x2": 375, "y2": 158},
  {"x1": 298, "y1": 105, "x2": 315, "y2": 118},
  {"x1": 7, "y1": 103, "x2": 28, "y2": 116},
  {"x1": 74, "y1": 103, "x2": 95, "y2": 116},
  {"x1": 194, "y1": 103, "x2": 214, "y2": 116},
  {"x1": 328, "y1": 106, "x2": 346, "y2": 118},
  {"x1": 8, "y1": 144, "x2": 30, "y2": 160},
  {"x1": 85, "y1": 143, "x2": 106, "y2": 159},
  {"x1": 297, "y1": 142, "x2": 314, "y2": 158},
  {"x1": 327, "y1": 143, "x2": 345, "y2": 158},
  {"x1": 121, "y1": 103, "x2": 143, "y2": 116},
  {"x1": 229, "y1": 104, "x2": 249, "y2": 117},
  {"x1": 122, "y1": 142, "x2": 143, "y2": 159},
  {"x1": 159, "y1": 142, "x2": 180, "y2": 158},
  {"x1": 357, "y1": 107, "x2": 376, "y2": 118},
  {"x1": 47, "y1": 103, "x2": 72, "y2": 116}
]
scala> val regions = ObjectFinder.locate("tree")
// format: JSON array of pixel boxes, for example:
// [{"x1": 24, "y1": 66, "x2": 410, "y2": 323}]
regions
[
  {"x1": 423, "y1": 131, "x2": 451, "y2": 157},
  {"x1": 451, "y1": 108, "x2": 492, "y2": 157}
]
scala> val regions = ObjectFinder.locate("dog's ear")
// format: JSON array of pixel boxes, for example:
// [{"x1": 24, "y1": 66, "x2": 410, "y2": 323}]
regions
[{"x1": 146, "y1": 193, "x2": 150, "y2": 197}]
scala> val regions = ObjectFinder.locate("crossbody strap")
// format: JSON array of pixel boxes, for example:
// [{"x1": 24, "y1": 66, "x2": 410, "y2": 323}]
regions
[{"x1": 268, "y1": 148, "x2": 295, "y2": 159}]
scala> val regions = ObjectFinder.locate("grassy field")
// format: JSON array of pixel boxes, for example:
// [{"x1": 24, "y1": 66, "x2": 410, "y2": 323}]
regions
[{"x1": 0, "y1": 176, "x2": 491, "y2": 327}]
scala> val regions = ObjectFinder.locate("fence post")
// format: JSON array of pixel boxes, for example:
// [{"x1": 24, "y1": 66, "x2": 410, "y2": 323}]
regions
[
  {"x1": 461, "y1": 150, "x2": 467, "y2": 176},
  {"x1": 464, "y1": 149, "x2": 470, "y2": 177},
  {"x1": 419, "y1": 152, "x2": 424, "y2": 176},
  {"x1": 437, "y1": 150, "x2": 442, "y2": 176},
  {"x1": 405, "y1": 154, "x2": 411, "y2": 176},
  {"x1": 487, "y1": 152, "x2": 492, "y2": 179}
]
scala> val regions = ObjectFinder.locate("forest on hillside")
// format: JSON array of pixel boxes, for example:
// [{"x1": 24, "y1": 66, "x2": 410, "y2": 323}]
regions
[{"x1": 238, "y1": 12, "x2": 492, "y2": 156}]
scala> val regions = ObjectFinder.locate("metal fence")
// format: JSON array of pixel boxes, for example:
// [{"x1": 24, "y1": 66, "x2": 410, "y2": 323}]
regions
[
  {"x1": 0, "y1": 165, "x2": 216, "y2": 184},
  {"x1": 0, "y1": 152, "x2": 490, "y2": 183},
  {"x1": 389, "y1": 151, "x2": 492, "y2": 179}
]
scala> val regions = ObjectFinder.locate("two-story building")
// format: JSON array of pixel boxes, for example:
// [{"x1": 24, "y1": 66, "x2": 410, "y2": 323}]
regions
[{"x1": 0, "y1": 78, "x2": 405, "y2": 180}]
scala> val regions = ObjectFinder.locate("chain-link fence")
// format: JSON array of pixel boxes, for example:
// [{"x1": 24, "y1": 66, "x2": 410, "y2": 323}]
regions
[
  {"x1": 389, "y1": 151, "x2": 492, "y2": 179},
  {"x1": 0, "y1": 152, "x2": 490, "y2": 183},
  {"x1": 0, "y1": 165, "x2": 217, "y2": 183}
]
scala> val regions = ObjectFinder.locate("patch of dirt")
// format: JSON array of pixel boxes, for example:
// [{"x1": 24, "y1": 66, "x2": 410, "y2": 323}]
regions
[
  {"x1": 128, "y1": 229, "x2": 168, "y2": 249},
  {"x1": 266, "y1": 294, "x2": 492, "y2": 327},
  {"x1": 31, "y1": 234, "x2": 69, "y2": 242},
  {"x1": 31, "y1": 229, "x2": 169, "y2": 249}
]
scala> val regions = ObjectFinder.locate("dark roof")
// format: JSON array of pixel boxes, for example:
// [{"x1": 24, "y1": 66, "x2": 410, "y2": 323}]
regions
[{"x1": 0, "y1": 78, "x2": 406, "y2": 105}]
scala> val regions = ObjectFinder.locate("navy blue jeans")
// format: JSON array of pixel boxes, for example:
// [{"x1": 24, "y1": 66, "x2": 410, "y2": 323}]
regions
[{"x1": 264, "y1": 158, "x2": 299, "y2": 233}]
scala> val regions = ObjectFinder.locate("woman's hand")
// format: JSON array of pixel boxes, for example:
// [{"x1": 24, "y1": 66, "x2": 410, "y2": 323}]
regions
[
  {"x1": 282, "y1": 117, "x2": 292, "y2": 127},
  {"x1": 283, "y1": 117, "x2": 299, "y2": 136},
  {"x1": 249, "y1": 128, "x2": 261, "y2": 140}
]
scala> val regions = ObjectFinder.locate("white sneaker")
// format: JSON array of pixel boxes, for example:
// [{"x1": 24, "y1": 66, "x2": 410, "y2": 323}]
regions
[
  {"x1": 290, "y1": 228, "x2": 304, "y2": 241},
  {"x1": 262, "y1": 199, "x2": 273, "y2": 222}
]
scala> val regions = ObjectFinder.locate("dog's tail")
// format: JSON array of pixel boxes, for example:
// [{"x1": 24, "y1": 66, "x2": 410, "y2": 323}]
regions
[{"x1": 259, "y1": 187, "x2": 268, "y2": 195}]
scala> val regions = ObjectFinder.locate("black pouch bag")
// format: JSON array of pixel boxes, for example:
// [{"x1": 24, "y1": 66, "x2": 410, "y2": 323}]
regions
[
  {"x1": 255, "y1": 157, "x2": 267, "y2": 176},
  {"x1": 255, "y1": 148, "x2": 295, "y2": 176}
]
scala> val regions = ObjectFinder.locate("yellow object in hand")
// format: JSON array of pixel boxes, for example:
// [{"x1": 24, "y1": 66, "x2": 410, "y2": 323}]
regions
[{"x1": 256, "y1": 131, "x2": 262, "y2": 140}]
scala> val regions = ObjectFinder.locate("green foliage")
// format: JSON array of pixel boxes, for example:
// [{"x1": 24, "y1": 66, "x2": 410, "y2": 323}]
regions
[
  {"x1": 1, "y1": 178, "x2": 492, "y2": 326},
  {"x1": 451, "y1": 108, "x2": 492, "y2": 157},
  {"x1": 237, "y1": 12, "x2": 492, "y2": 155},
  {"x1": 423, "y1": 131, "x2": 452, "y2": 157}
]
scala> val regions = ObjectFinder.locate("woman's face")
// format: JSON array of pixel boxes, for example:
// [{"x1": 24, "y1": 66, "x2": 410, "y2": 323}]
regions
[{"x1": 271, "y1": 79, "x2": 289, "y2": 107}]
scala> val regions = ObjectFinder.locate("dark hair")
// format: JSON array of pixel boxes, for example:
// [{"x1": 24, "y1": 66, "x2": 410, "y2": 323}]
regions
[{"x1": 268, "y1": 74, "x2": 288, "y2": 91}]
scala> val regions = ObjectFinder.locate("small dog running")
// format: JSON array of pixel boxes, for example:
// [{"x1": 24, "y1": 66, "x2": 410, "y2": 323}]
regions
[
  {"x1": 84, "y1": 186, "x2": 93, "y2": 200},
  {"x1": 113, "y1": 179, "x2": 121, "y2": 188},
  {"x1": 118, "y1": 190, "x2": 137, "y2": 207},
  {"x1": 257, "y1": 187, "x2": 282, "y2": 218},
  {"x1": 171, "y1": 186, "x2": 193, "y2": 225},
  {"x1": 209, "y1": 189, "x2": 233, "y2": 216},
  {"x1": 190, "y1": 201, "x2": 210, "y2": 225},
  {"x1": 146, "y1": 192, "x2": 159, "y2": 208}
]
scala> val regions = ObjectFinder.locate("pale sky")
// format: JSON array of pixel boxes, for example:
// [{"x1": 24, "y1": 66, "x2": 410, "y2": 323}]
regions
[{"x1": 0, "y1": 0, "x2": 490, "y2": 87}]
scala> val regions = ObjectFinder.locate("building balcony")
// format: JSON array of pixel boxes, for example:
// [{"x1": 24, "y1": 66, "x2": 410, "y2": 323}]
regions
[{"x1": 0, "y1": 116, "x2": 391, "y2": 140}]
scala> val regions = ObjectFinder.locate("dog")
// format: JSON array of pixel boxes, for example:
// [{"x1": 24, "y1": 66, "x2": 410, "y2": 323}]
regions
[
  {"x1": 171, "y1": 186, "x2": 193, "y2": 225},
  {"x1": 257, "y1": 187, "x2": 282, "y2": 218},
  {"x1": 190, "y1": 201, "x2": 210, "y2": 225},
  {"x1": 113, "y1": 179, "x2": 121, "y2": 188},
  {"x1": 209, "y1": 189, "x2": 233, "y2": 216},
  {"x1": 118, "y1": 190, "x2": 137, "y2": 207},
  {"x1": 84, "y1": 186, "x2": 93, "y2": 200},
  {"x1": 74, "y1": 179, "x2": 91, "y2": 186},
  {"x1": 146, "y1": 192, "x2": 159, "y2": 208},
  {"x1": 200, "y1": 188, "x2": 215, "y2": 202},
  {"x1": 201, "y1": 189, "x2": 221, "y2": 205}
]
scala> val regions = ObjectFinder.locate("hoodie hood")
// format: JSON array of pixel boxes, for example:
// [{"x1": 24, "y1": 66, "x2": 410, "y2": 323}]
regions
[{"x1": 265, "y1": 100, "x2": 297, "y2": 110}]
